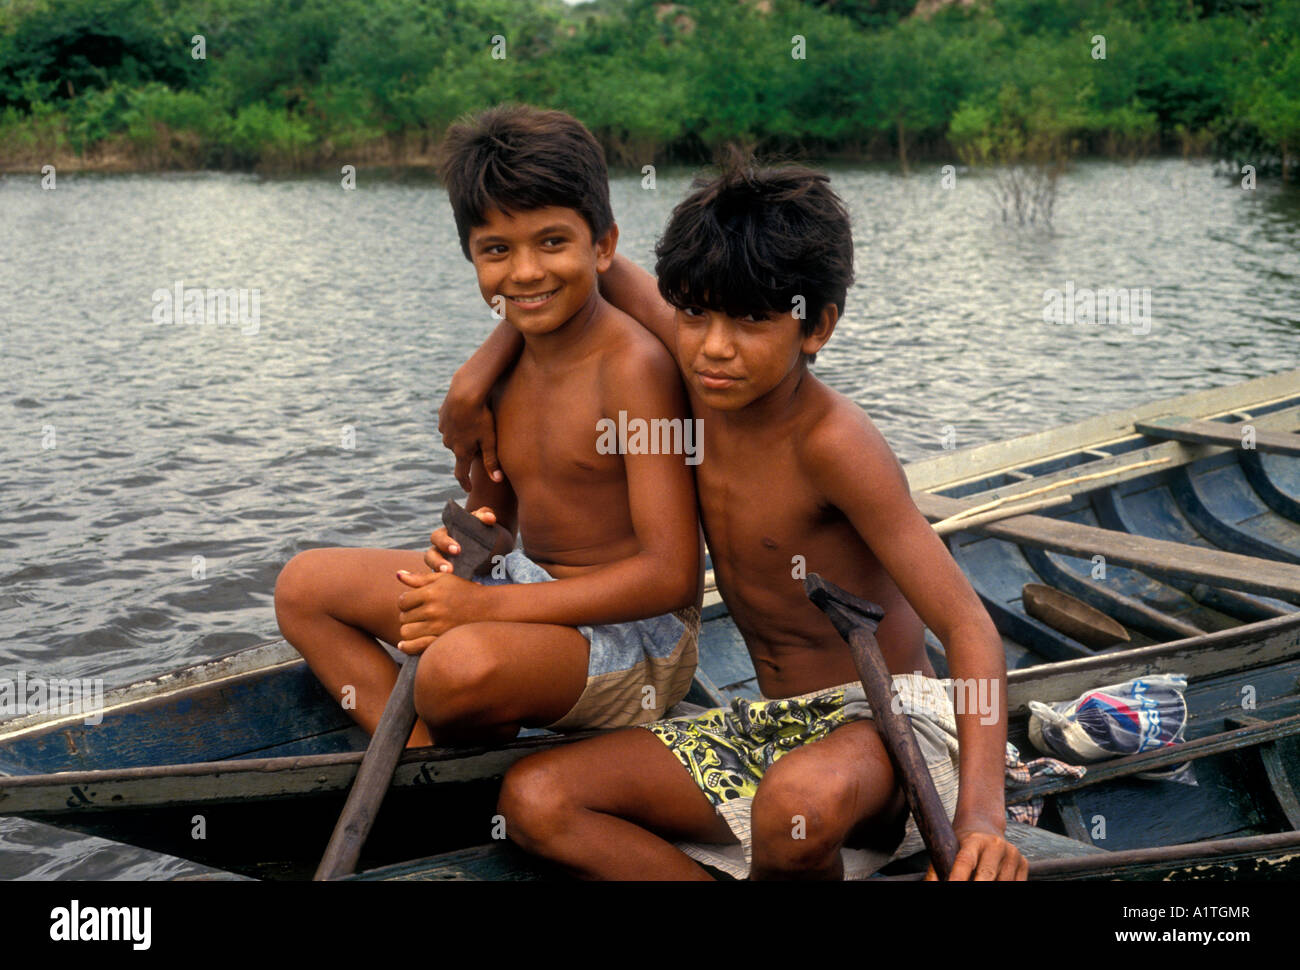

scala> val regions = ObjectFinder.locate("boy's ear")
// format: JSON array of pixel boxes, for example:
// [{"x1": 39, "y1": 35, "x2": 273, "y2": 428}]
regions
[
  {"x1": 801, "y1": 303, "x2": 838, "y2": 357},
  {"x1": 595, "y1": 222, "x2": 619, "y2": 273}
]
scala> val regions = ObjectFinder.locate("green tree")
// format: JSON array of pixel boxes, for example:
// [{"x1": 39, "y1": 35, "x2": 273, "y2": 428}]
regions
[
  {"x1": 1232, "y1": 0, "x2": 1300, "y2": 179},
  {"x1": 865, "y1": 18, "x2": 957, "y2": 173},
  {"x1": 0, "y1": 0, "x2": 197, "y2": 110}
]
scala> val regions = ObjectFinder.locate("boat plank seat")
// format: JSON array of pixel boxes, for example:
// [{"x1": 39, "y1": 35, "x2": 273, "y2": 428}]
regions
[
  {"x1": 915, "y1": 491, "x2": 1300, "y2": 601},
  {"x1": 1136, "y1": 416, "x2": 1300, "y2": 457}
]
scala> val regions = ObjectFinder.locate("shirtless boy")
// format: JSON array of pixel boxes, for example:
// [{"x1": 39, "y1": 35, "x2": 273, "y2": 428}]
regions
[
  {"x1": 274, "y1": 105, "x2": 701, "y2": 746},
  {"x1": 442, "y1": 160, "x2": 1027, "y2": 879}
]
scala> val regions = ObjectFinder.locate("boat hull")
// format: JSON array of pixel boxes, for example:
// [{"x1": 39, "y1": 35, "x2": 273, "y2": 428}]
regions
[{"x1": 5, "y1": 369, "x2": 1300, "y2": 879}]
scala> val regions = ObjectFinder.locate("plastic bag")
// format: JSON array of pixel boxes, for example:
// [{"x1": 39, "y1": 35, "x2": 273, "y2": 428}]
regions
[{"x1": 1028, "y1": 674, "x2": 1194, "y2": 784}]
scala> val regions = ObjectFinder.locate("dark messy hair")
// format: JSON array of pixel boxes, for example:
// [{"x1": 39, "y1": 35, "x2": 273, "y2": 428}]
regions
[
  {"x1": 438, "y1": 103, "x2": 614, "y2": 261},
  {"x1": 654, "y1": 155, "x2": 854, "y2": 348}
]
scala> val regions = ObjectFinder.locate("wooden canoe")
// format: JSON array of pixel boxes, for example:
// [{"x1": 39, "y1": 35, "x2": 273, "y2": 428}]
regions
[{"x1": 3, "y1": 367, "x2": 1300, "y2": 880}]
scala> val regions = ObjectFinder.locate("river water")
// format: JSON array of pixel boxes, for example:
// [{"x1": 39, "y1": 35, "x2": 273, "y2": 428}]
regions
[{"x1": 0, "y1": 158, "x2": 1297, "y2": 877}]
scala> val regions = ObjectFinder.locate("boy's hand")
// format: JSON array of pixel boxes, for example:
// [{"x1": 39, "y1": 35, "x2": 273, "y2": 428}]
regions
[
  {"x1": 437, "y1": 319, "x2": 523, "y2": 491},
  {"x1": 394, "y1": 570, "x2": 486, "y2": 654},
  {"x1": 438, "y1": 383, "x2": 504, "y2": 492},
  {"x1": 423, "y1": 506, "x2": 511, "y2": 575},
  {"x1": 925, "y1": 821, "x2": 1028, "y2": 881}
]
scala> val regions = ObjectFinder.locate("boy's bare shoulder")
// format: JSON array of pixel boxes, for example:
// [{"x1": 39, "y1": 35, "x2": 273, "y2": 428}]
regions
[
  {"x1": 796, "y1": 379, "x2": 909, "y2": 498},
  {"x1": 594, "y1": 300, "x2": 680, "y2": 388}
]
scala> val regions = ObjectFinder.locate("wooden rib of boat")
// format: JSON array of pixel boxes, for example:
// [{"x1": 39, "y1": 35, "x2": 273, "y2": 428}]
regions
[{"x1": 3, "y1": 368, "x2": 1300, "y2": 880}]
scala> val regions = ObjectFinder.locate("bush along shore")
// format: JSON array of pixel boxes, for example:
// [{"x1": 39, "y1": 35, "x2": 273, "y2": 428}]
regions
[{"x1": 1, "y1": 0, "x2": 1297, "y2": 180}]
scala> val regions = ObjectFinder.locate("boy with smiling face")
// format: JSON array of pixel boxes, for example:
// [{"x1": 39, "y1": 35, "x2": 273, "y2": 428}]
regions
[
  {"x1": 444, "y1": 160, "x2": 1027, "y2": 879},
  {"x1": 275, "y1": 105, "x2": 701, "y2": 746}
]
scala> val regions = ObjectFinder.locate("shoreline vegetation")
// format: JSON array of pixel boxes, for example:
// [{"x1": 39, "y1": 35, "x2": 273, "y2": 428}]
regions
[{"x1": 1, "y1": 0, "x2": 1297, "y2": 181}]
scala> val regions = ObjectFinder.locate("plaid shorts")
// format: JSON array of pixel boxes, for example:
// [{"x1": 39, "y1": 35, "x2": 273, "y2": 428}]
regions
[{"x1": 474, "y1": 548, "x2": 699, "y2": 730}]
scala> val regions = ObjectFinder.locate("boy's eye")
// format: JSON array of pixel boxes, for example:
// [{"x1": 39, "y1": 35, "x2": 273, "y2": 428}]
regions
[
  {"x1": 681, "y1": 306, "x2": 704, "y2": 318},
  {"x1": 542, "y1": 236, "x2": 565, "y2": 247},
  {"x1": 740, "y1": 312, "x2": 769, "y2": 323}
]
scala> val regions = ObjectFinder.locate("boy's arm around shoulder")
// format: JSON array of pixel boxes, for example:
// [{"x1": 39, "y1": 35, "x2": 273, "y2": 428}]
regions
[
  {"x1": 439, "y1": 320, "x2": 522, "y2": 490},
  {"x1": 473, "y1": 330, "x2": 700, "y2": 627},
  {"x1": 802, "y1": 402, "x2": 1027, "y2": 881},
  {"x1": 599, "y1": 253, "x2": 677, "y2": 355}
]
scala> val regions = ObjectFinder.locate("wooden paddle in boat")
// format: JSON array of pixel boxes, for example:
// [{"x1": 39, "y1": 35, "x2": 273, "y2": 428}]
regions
[
  {"x1": 314, "y1": 500, "x2": 500, "y2": 880},
  {"x1": 1021, "y1": 583, "x2": 1131, "y2": 648},
  {"x1": 805, "y1": 573, "x2": 961, "y2": 879}
]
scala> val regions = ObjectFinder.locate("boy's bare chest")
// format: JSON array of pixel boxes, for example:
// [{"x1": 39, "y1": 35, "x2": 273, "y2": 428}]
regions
[
  {"x1": 696, "y1": 439, "x2": 828, "y2": 569},
  {"x1": 696, "y1": 438, "x2": 899, "y2": 658},
  {"x1": 494, "y1": 372, "x2": 619, "y2": 481}
]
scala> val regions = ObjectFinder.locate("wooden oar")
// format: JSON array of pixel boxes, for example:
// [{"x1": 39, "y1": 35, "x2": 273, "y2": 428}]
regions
[
  {"x1": 805, "y1": 572, "x2": 961, "y2": 879},
  {"x1": 314, "y1": 500, "x2": 499, "y2": 881},
  {"x1": 1020, "y1": 582, "x2": 1131, "y2": 648}
]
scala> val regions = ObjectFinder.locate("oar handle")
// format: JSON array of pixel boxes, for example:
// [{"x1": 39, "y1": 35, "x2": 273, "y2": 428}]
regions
[
  {"x1": 805, "y1": 572, "x2": 960, "y2": 880},
  {"x1": 844, "y1": 626, "x2": 961, "y2": 879},
  {"x1": 314, "y1": 501, "x2": 501, "y2": 881}
]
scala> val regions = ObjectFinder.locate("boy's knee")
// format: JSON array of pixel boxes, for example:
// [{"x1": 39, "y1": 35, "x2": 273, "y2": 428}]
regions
[
  {"x1": 273, "y1": 549, "x2": 326, "y2": 619},
  {"x1": 497, "y1": 756, "x2": 574, "y2": 852},
  {"x1": 751, "y1": 772, "x2": 856, "y2": 871},
  {"x1": 413, "y1": 626, "x2": 503, "y2": 727}
]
